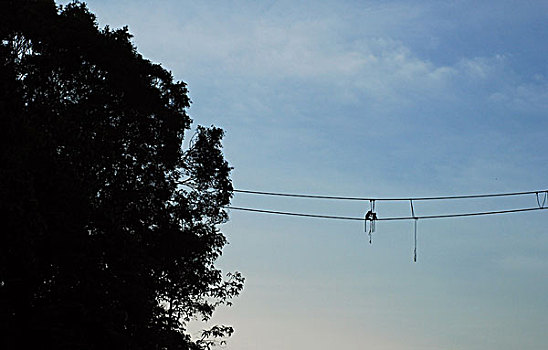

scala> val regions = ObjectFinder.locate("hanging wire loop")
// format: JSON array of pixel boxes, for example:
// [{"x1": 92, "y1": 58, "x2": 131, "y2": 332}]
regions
[{"x1": 536, "y1": 191, "x2": 547, "y2": 209}]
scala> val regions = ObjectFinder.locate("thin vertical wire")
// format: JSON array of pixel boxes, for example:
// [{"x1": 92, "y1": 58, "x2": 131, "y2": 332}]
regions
[
  {"x1": 410, "y1": 200, "x2": 418, "y2": 262},
  {"x1": 414, "y1": 219, "x2": 418, "y2": 262}
]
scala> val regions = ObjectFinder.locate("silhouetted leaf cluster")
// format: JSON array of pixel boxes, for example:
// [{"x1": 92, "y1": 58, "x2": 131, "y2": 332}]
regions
[{"x1": 0, "y1": 1, "x2": 243, "y2": 349}]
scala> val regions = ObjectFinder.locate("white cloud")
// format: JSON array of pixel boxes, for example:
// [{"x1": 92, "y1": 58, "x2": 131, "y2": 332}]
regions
[
  {"x1": 163, "y1": 15, "x2": 545, "y2": 115},
  {"x1": 72, "y1": 0, "x2": 548, "y2": 117}
]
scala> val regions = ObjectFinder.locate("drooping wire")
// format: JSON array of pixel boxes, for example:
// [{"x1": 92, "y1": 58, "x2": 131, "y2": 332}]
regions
[
  {"x1": 227, "y1": 206, "x2": 547, "y2": 221},
  {"x1": 234, "y1": 188, "x2": 548, "y2": 202}
]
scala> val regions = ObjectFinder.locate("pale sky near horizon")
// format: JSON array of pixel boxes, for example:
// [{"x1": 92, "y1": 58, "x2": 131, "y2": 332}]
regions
[{"x1": 58, "y1": 1, "x2": 548, "y2": 349}]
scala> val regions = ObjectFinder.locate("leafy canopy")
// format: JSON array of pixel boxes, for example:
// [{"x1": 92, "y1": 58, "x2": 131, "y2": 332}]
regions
[{"x1": 0, "y1": 1, "x2": 243, "y2": 349}]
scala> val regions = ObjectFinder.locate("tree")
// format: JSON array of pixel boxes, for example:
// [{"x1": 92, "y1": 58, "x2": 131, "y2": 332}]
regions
[{"x1": 0, "y1": 1, "x2": 243, "y2": 349}]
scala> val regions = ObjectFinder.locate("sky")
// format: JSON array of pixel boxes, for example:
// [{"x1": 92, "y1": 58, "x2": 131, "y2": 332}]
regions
[{"x1": 58, "y1": 1, "x2": 548, "y2": 349}]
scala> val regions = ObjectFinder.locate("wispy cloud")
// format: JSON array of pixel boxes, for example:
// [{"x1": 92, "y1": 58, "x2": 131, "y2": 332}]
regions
[
  {"x1": 498, "y1": 254, "x2": 548, "y2": 271},
  {"x1": 77, "y1": 0, "x2": 548, "y2": 120}
]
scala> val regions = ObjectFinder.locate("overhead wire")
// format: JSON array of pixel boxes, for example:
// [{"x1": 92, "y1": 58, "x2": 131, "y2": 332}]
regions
[
  {"x1": 229, "y1": 188, "x2": 547, "y2": 262},
  {"x1": 227, "y1": 206, "x2": 547, "y2": 221},
  {"x1": 234, "y1": 188, "x2": 548, "y2": 202}
]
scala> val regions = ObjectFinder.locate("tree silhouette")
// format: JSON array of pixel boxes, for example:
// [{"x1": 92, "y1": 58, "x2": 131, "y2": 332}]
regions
[{"x1": 0, "y1": 2, "x2": 243, "y2": 349}]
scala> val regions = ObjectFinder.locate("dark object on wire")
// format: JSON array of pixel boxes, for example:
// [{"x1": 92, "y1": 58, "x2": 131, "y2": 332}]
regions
[{"x1": 364, "y1": 200, "x2": 377, "y2": 244}]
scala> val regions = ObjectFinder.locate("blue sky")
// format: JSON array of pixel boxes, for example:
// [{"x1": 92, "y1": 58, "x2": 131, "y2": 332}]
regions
[{"x1": 58, "y1": 1, "x2": 547, "y2": 349}]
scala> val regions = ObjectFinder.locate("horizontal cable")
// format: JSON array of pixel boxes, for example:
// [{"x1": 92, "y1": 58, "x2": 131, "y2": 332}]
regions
[
  {"x1": 227, "y1": 206, "x2": 547, "y2": 221},
  {"x1": 227, "y1": 207, "x2": 364, "y2": 221},
  {"x1": 234, "y1": 189, "x2": 548, "y2": 202}
]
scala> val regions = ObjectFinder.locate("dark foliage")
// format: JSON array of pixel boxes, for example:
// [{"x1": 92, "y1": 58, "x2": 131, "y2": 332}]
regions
[{"x1": 0, "y1": 1, "x2": 243, "y2": 349}]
